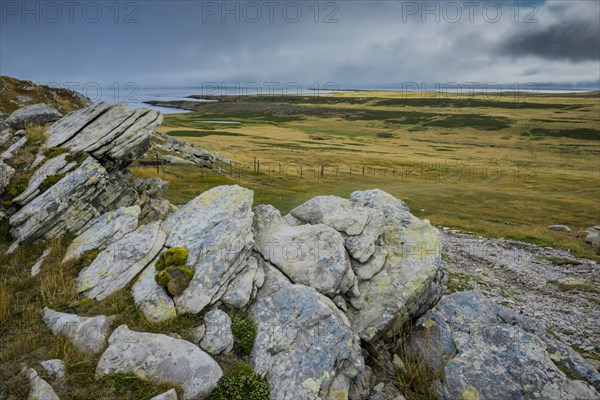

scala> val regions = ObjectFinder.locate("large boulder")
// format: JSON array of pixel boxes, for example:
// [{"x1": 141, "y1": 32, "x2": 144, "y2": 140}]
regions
[
  {"x1": 6, "y1": 103, "x2": 62, "y2": 129},
  {"x1": 45, "y1": 102, "x2": 162, "y2": 168},
  {"x1": 249, "y1": 261, "x2": 364, "y2": 400},
  {"x1": 42, "y1": 307, "x2": 113, "y2": 354},
  {"x1": 9, "y1": 157, "x2": 139, "y2": 244},
  {"x1": 63, "y1": 205, "x2": 140, "y2": 262},
  {"x1": 408, "y1": 291, "x2": 599, "y2": 399},
  {"x1": 161, "y1": 185, "x2": 254, "y2": 314},
  {"x1": 96, "y1": 325, "x2": 222, "y2": 400},
  {"x1": 253, "y1": 204, "x2": 359, "y2": 298},
  {"x1": 77, "y1": 222, "x2": 166, "y2": 301}
]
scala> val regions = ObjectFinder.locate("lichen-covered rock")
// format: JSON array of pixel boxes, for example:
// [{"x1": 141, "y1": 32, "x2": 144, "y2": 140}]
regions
[
  {"x1": 13, "y1": 153, "x2": 73, "y2": 205},
  {"x1": 408, "y1": 291, "x2": 599, "y2": 400},
  {"x1": 253, "y1": 204, "x2": 359, "y2": 298},
  {"x1": 345, "y1": 189, "x2": 445, "y2": 341},
  {"x1": 221, "y1": 253, "x2": 265, "y2": 309},
  {"x1": 77, "y1": 222, "x2": 166, "y2": 301},
  {"x1": 249, "y1": 261, "x2": 364, "y2": 400},
  {"x1": 1, "y1": 135, "x2": 27, "y2": 161},
  {"x1": 151, "y1": 389, "x2": 178, "y2": 400},
  {"x1": 134, "y1": 176, "x2": 169, "y2": 198},
  {"x1": 6, "y1": 103, "x2": 62, "y2": 129},
  {"x1": 198, "y1": 309, "x2": 234, "y2": 355},
  {"x1": 63, "y1": 205, "x2": 140, "y2": 262},
  {"x1": 0, "y1": 159, "x2": 15, "y2": 194},
  {"x1": 42, "y1": 307, "x2": 113, "y2": 354},
  {"x1": 132, "y1": 254, "x2": 177, "y2": 323},
  {"x1": 161, "y1": 185, "x2": 254, "y2": 314},
  {"x1": 40, "y1": 359, "x2": 66, "y2": 381},
  {"x1": 25, "y1": 367, "x2": 59, "y2": 400},
  {"x1": 9, "y1": 157, "x2": 139, "y2": 243},
  {"x1": 137, "y1": 194, "x2": 178, "y2": 224},
  {"x1": 96, "y1": 325, "x2": 222, "y2": 400},
  {"x1": 30, "y1": 249, "x2": 50, "y2": 277}
]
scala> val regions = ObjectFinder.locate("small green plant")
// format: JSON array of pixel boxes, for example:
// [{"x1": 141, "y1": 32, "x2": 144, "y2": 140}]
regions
[
  {"x1": 43, "y1": 146, "x2": 69, "y2": 159},
  {"x1": 210, "y1": 363, "x2": 270, "y2": 400},
  {"x1": 4, "y1": 177, "x2": 29, "y2": 197},
  {"x1": 38, "y1": 174, "x2": 64, "y2": 193},
  {"x1": 231, "y1": 312, "x2": 257, "y2": 356},
  {"x1": 73, "y1": 248, "x2": 100, "y2": 271},
  {"x1": 154, "y1": 247, "x2": 193, "y2": 296},
  {"x1": 65, "y1": 151, "x2": 88, "y2": 165}
]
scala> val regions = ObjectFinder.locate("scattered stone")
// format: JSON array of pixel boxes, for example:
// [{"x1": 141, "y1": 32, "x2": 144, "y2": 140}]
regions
[
  {"x1": 40, "y1": 359, "x2": 66, "y2": 381},
  {"x1": 1, "y1": 135, "x2": 27, "y2": 161},
  {"x1": 585, "y1": 232, "x2": 600, "y2": 245},
  {"x1": 77, "y1": 222, "x2": 166, "y2": 301},
  {"x1": 199, "y1": 309, "x2": 234, "y2": 355},
  {"x1": 150, "y1": 389, "x2": 178, "y2": 400},
  {"x1": 0, "y1": 159, "x2": 15, "y2": 194},
  {"x1": 6, "y1": 103, "x2": 62, "y2": 129},
  {"x1": 16, "y1": 95, "x2": 31, "y2": 103},
  {"x1": 134, "y1": 176, "x2": 169, "y2": 198},
  {"x1": 548, "y1": 225, "x2": 572, "y2": 233},
  {"x1": 96, "y1": 325, "x2": 222, "y2": 400},
  {"x1": 25, "y1": 367, "x2": 59, "y2": 400},
  {"x1": 42, "y1": 307, "x2": 113, "y2": 354},
  {"x1": 30, "y1": 249, "x2": 50, "y2": 277},
  {"x1": 249, "y1": 262, "x2": 364, "y2": 400}
]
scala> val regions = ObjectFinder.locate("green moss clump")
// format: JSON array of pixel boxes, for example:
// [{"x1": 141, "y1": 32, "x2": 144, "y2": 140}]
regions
[
  {"x1": 4, "y1": 177, "x2": 29, "y2": 197},
  {"x1": 231, "y1": 313, "x2": 257, "y2": 356},
  {"x1": 210, "y1": 363, "x2": 270, "y2": 400},
  {"x1": 43, "y1": 147, "x2": 69, "y2": 159},
  {"x1": 65, "y1": 151, "x2": 88, "y2": 165},
  {"x1": 156, "y1": 247, "x2": 189, "y2": 271},
  {"x1": 155, "y1": 269, "x2": 172, "y2": 286},
  {"x1": 74, "y1": 248, "x2": 100, "y2": 271},
  {"x1": 39, "y1": 174, "x2": 65, "y2": 193}
]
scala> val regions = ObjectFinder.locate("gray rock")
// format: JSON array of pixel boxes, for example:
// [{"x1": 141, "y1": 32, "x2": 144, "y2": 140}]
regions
[
  {"x1": 351, "y1": 244, "x2": 387, "y2": 281},
  {"x1": 150, "y1": 389, "x2": 178, "y2": 400},
  {"x1": 45, "y1": 102, "x2": 113, "y2": 148},
  {"x1": 161, "y1": 185, "x2": 254, "y2": 314},
  {"x1": 25, "y1": 367, "x2": 59, "y2": 400},
  {"x1": 63, "y1": 205, "x2": 140, "y2": 262},
  {"x1": 42, "y1": 307, "x2": 113, "y2": 354},
  {"x1": 30, "y1": 249, "x2": 50, "y2": 277},
  {"x1": 6, "y1": 103, "x2": 62, "y2": 129},
  {"x1": 199, "y1": 309, "x2": 234, "y2": 355},
  {"x1": 408, "y1": 291, "x2": 599, "y2": 400},
  {"x1": 346, "y1": 189, "x2": 445, "y2": 341},
  {"x1": 349, "y1": 365, "x2": 373, "y2": 400},
  {"x1": 134, "y1": 176, "x2": 169, "y2": 198},
  {"x1": 162, "y1": 154, "x2": 195, "y2": 164},
  {"x1": 253, "y1": 204, "x2": 359, "y2": 298},
  {"x1": 0, "y1": 159, "x2": 15, "y2": 194},
  {"x1": 137, "y1": 194, "x2": 177, "y2": 224},
  {"x1": 585, "y1": 232, "x2": 600, "y2": 245},
  {"x1": 132, "y1": 253, "x2": 177, "y2": 323},
  {"x1": 548, "y1": 225, "x2": 572, "y2": 233},
  {"x1": 13, "y1": 153, "x2": 72, "y2": 205},
  {"x1": 40, "y1": 359, "x2": 66, "y2": 381},
  {"x1": 249, "y1": 262, "x2": 364, "y2": 400},
  {"x1": 77, "y1": 222, "x2": 166, "y2": 301},
  {"x1": 221, "y1": 253, "x2": 264, "y2": 308},
  {"x1": 0, "y1": 129, "x2": 13, "y2": 147},
  {"x1": 16, "y1": 95, "x2": 31, "y2": 103},
  {"x1": 96, "y1": 325, "x2": 222, "y2": 400},
  {"x1": 1, "y1": 135, "x2": 27, "y2": 161},
  {"x1": 9, "y1": 157, "x2": 139, "y2": 243}
]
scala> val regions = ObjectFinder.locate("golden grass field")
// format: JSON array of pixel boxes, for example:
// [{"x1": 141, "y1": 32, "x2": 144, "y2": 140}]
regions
[{"x1": 137, "y1": 90, "x2": 600, "y2": 260}]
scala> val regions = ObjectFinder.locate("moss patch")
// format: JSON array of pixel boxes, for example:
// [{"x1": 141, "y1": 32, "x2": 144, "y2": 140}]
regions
[
  {"x1": 230, "y1": 312, "x2": 257, "y2": 356},
  {"x1": 210, "y1": 363, "x2": 270, "y2": 400}
]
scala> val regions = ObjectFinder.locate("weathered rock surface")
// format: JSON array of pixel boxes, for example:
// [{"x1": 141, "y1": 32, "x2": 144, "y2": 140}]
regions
[
  {"x1": 198, "y1": 309, "x2": 234, "y2": 355},
  {"x1": 13, "y1": 153, "x2": 73, "y2": 205},
  {"x1": 151, "y1": 389, "x2": 178, "y2": 400},
  {"x1": 161, "y1": 185, "x2": 254, "y2": 314},
  {"x1": 77, "y1": 222, "x2": 166, "y2": 301},
  {"x1": 548, "y1": 224, "x2": 571, "y2": 233},
  {"x1": 249, "y1": 262, "x2": 364, "y2": 400},
  {"x1": 40, "y1": 359, "x2": 66, "y2": 381},
  {"x1": 132, "y1": 253, "x2": 177, "y2": 323},
  {"x1": 151, "y1": 132, "x2": 228, "y2": 167},
  {"x1": 25, "y1": 367, "x2": 59, "y2": 400},
  {"x1": 42, "y1": 307, "x2": 113, "y2": 354},
  {"x1": 1, "y1": 135, "x2": 27, "y2": 161},
  {"x1": 9, "y1": 157, "x2": 139, "y2": 243},
  {"x1": 408, "y1": 291, "x2": 599, "y2": 400},
  {"x1": 6, "y1": 103, "x2": 62, "y2": 129},
  {"x1": 253, "y1": 204, "x2": 359, "y2": 298},
  {"x1": 96, "y1": 325, "x2": 222, "y2": 400},
  {"x1": 30, "y1": 248, "x2": 50, "y2": 277},
  {"x1": 45, "y1": 102, "x2": 162, "y2": 167},
  {"x1": 0, "y1": 159, "x2": 15, "y2": 194},
  {"x1": 342, "y1": 189, "x2": 444, "y2": 341},
  {"x1": 63, "y1": 205, "x2": 140, "y2": 262},
  {"x1": 221, "y1": 253, "x2": 265, "y2": 308}
]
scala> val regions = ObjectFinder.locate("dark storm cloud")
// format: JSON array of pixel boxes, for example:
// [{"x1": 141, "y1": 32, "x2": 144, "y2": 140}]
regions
[
  {"x1": 499, "y1": 2, "x2": 600, "y2": 61},
  {"x1": 0, "y1": 0, "x2": 598, "y2": 87}
]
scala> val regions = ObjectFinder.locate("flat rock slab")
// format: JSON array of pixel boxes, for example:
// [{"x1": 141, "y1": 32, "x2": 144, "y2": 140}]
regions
[
  {"x1": 96, "y1": 325, "x2": 222, "y2": 400},
  {"x1": 161, "y1": 185, "x2": 254, "y2": 314},
  {"x1": 77, "y1": 222, "x2": 166, "y2": 301},
  {"x1": 249, "y1": 262, "x2": 364, "y2": 400},
  {"x1": 42, "y1": 307, "x2": 113, "y2": 354},
  {"x1": 7, "y1": 103, "x2": 62, "y2": 129}
]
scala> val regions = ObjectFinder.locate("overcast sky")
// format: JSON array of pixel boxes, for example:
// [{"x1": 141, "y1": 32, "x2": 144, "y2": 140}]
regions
[{"x1": 1, "y1": 0, "x2": 599, "y2": 90}]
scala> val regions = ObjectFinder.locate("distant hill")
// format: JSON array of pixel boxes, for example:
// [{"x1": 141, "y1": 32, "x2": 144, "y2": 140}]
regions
[{"x1": 0, "y1": 75, "x2": 89, "y2": 114}]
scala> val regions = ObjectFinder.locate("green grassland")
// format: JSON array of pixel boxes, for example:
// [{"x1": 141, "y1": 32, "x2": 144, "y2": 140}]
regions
[{"x1": 139, "y1": 90, "x2": 600, "y2": 260}]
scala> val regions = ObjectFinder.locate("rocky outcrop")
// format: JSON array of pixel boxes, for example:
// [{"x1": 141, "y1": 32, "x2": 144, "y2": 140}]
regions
[
  {"x1": 408, "y1": 291, "x2": 599, "y2": 399},
  {"x1": 249, "y1": 262, "x2": 364, "y2": 400},
  {"x1": 45, "y1": 102, "x2": 162, "y2": 168},
  {"x1": 161, "y1": 185, "x2": 254, "y2": 314},
  {"x1": 13, "y1": 153, "x2": 76, "y2": 205},
  {"x1": 0, "y1": 159, "x2": 15, "y2": 194},
  {"x1": 221, "y1": 253, "x2": 265, "y2": 309},
  {"x1": 149, "y1": 132, "x2": 228, "y2": 167},
  {"x1": 6, "y1": 103, "x2": 62, "y2": 129},
  {"x1": 253, "y1": 204, "x2": 359, "y2": 298},
  {"x1": 77, "y1": 222, "x2": 166, "y2": 301},
  {"x1": 42, "y1": 307, "x2": 113, "y2": 354},
  {"x1": 132, "y1": 253, "x2": 177, "y2": 323},
  {"x1": 63, "y1": 205, "x2": 140, "y2": 262},
  {"x1": 96, "y1": 325, "x2": 222, "y2": 400}
]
